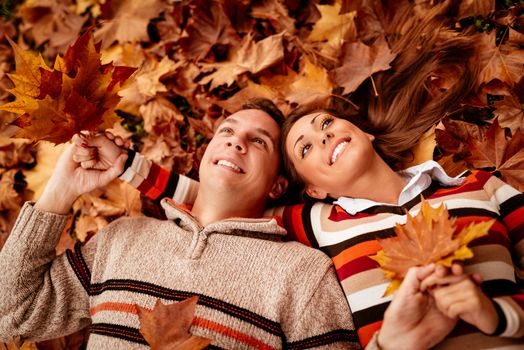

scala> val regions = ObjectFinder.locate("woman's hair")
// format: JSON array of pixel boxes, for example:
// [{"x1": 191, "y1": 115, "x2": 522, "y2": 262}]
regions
[{"x1": 281, "y1": 4, "x2": 480, "y2": 197}]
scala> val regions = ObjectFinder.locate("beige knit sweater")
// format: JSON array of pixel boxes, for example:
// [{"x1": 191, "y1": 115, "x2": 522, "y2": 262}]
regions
[{"x1": 0, "y1": 200, "x2": 360, "y2": 349}]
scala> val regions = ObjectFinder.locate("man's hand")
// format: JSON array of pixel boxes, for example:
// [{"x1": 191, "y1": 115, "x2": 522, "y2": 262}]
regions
[
  {"x1": 421, "y1": 264, "x2": 499, "y2": 334},
  {"x1": 377, "y1": 265, "x2": 457, "y2": 350},
  {"x1": 35, "y1": 143, "x2": 127, "y2": 214},
  {"x1": 71, "y1": 132, "x2": 129, "y2": 171}
]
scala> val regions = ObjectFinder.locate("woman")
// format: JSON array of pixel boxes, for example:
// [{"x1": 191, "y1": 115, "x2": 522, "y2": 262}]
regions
[{"x1": 278, "y1": 107, "x2": 524, "y2": 349}]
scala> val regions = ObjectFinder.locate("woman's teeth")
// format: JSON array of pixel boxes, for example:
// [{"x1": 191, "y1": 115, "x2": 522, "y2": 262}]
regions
[
  {"x1": 217, "y1": 160, "x2": 242, "y2": 172},
  {"x1": 331, "y1": 141, "x2": 348, "y2": 164}
]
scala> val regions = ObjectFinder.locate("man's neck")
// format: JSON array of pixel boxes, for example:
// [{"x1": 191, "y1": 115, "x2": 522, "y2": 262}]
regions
[{"x1": 191, "y1": 188, "x2": 265, "y2": 226}]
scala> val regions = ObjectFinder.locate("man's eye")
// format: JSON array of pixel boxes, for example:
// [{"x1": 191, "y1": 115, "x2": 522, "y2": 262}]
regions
[
  {"x1": 321, "y1": 117, "x2": 333, "y2": 130},
  {"x1": 220, "y1": 127, "x2": 233, "y2": 134},
  {"x1": 300, "y1": 144, "x2": 311, "y2": 158},
  {"x1": 253, "y1": 138, "x2": 266, "y2": 146}
]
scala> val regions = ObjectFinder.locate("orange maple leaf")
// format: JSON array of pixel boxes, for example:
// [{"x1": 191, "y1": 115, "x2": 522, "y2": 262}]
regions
[
  {"x1": 136, "y1": 297, "x2": 212, "y2": 350},
  {"x1": 370, "y1": 199, "x2": 494, "y2": 296},
  {"x1": 0, "y1": 30, "x2": 136, "y2": 144}
]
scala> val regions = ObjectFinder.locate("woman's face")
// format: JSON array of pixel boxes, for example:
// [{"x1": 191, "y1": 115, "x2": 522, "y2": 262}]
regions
[{"x1": 285, "y1": 112, "x2": 375, "y2": 199}]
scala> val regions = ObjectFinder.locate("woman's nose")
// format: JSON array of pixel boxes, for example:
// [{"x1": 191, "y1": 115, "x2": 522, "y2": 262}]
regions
[{"x1": 321, "y1": 132, "x2": 333, "y2": 145}]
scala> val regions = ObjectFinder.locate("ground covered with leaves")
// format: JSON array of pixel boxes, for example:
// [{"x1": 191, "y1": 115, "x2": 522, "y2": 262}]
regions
[{"x1": 0, "y1": 0, "x2": 523, "y2": 349}]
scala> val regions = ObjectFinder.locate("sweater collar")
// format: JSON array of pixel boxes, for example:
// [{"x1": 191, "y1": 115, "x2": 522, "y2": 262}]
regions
[
  {"x1": 334, "y1": 160, "x2": 465, "y2": 215},
  {"x1": 160, "y1": 198, "x2": 287, "y2": 239}
]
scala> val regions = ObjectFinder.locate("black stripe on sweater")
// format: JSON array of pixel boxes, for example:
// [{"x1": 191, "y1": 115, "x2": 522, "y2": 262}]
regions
[
  {"x1": 499, "y1": 193, "x2": 524, "y2": 219},
  {"x1": 286, "y1": 329, "x2": 359, "y2": 349},
  {"x1": 90, "y1": 323, "x2": 147, "y2": 345},
  {"x1": 65, "y1": 242, "x2": 91, "y2": 292},
  {"x1": 352, "y1": 302, "x2": 390, "y2": 330},
  {"x1": 90, "y1": 279, "x2": 284, "y2": 337},
  {"x1": 302, "y1": 204, "x2": 320, "y2": 248}
]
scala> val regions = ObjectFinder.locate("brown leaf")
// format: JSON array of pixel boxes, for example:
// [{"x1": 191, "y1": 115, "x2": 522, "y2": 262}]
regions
[
  {"x1": 478, "y1": 31, "x2": 524, "y2": 86},
  {"x1": 465, "y1": 119, "x2": 524, "y2": 191},
  {"x1": 140, "y1": 97, "x2": 185, "y2": 136},
  {"x1": 199, "y1": 32, "x2": 285, "y2": 89},
  {"x1": 331, "y1": 36, "x2": 396, "y2": 94},
  {"x1": 179, "y1": 0, "x2": 241, "y2": 61},
  {"x1": 0, "y1": 138, "x2": 34, "y2": 169},
  {"x1": 492, "y1": 93, "x2": 524, "y2": 134},
  {"x1": 18, "y1": 0, "x2": 86, "y2": 51},
  {"x1": 251, "y1": 0, "x2": 295, "y2": 34},
  {"x1": 94, "y1": 0, "x2": 166, "y2": 49},
  {"x1": 306, "y1": 1, "x2": 357, "y2": 60},
  {"x1": 137, "y1": 297, "x2": 212, "y2": 350}
]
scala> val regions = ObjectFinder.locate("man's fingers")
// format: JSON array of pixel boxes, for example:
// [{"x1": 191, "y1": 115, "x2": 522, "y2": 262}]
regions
[
  {"x1": 99, "y1": 153, "x2": 127, "y2": 184},
  {"x1": 81, "y1": 159, "x2": 97, "y2": 169}
]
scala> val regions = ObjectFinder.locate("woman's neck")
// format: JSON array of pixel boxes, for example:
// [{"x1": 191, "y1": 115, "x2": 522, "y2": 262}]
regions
[{"x1": 338, "y1": 157, "x2": 407, "y2": 205}]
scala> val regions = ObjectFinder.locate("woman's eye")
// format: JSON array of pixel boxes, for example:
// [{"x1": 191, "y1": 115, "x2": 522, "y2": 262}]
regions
[
  {"x1": 300, "y1": 144, "x2": 311, "y2": 158},
  {"x1": 321, "y1": 118, "x2": 333, "y2": 130}
]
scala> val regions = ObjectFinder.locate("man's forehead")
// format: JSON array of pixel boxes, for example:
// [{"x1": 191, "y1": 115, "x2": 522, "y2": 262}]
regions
[{"x1": 221, "y1": 112, "x2": 280, "y2": 140}]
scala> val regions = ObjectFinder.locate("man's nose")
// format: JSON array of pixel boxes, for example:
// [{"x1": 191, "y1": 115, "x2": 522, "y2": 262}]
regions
[
  {"x1": 226, "y1": 140, "x2": 246, "y2": 152},
  {"x1": 321, "y1": 132, "x2": 334, "y2": 145}
]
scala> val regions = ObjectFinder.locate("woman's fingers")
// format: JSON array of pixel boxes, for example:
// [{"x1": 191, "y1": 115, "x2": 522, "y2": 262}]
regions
[{"x1": 420, "y1": 271, "x2": 469, "y2": 292}]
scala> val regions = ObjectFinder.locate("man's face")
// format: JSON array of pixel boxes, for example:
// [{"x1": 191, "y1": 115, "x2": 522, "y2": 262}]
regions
[{"x1": 199, "y1": 109, "x2": 284, "y2": 203}]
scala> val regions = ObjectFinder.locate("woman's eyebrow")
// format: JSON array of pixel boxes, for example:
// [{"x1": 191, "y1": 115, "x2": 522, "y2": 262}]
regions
[
  {"x1": 293, "y1": 135, "x2": 304, "y2": 151},
  {"x1": 310, "y1": 113, "x2": 322, "y2": 125}
]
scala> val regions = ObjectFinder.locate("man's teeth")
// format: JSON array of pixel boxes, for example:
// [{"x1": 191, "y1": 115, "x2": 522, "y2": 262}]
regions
[
  {"x1": 217, "y1": 160, "x2": 242, "y2": 172},
  {"x1": 331, "y1": 142, "x2": 348, "y2": 164}
]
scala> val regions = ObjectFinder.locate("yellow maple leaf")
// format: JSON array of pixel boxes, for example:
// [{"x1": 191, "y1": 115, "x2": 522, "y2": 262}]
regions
[{"x1": 370, "y1": 199, "x2": 494, "y2": 296}]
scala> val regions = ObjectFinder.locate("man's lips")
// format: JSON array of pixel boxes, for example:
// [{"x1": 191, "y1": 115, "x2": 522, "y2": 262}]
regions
[
  {"x1": 214, "y1": 159, "x2": 245, "y2": 173},
  {"x1": 329, "y1": 138, "x2": 351, "y2": 165}
]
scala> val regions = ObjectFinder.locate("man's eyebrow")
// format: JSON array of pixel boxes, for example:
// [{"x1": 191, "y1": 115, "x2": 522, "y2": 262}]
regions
[{"x1": 220, "y1": 117, "x2": 238, "y2": 125}]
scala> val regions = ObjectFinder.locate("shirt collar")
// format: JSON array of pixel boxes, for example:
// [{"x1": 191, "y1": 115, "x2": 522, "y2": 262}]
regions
[{"x1": 333, "y1": 160, "x2": 465, "y2": 215}]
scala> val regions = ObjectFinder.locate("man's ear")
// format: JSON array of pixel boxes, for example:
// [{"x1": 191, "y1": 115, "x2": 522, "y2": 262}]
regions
[
  {"x1": 269, "y1": 175, "x2": 288, "y2": 199},
  {"x1": 305, "y1": 184, "x2": 328, "y2": 199}
]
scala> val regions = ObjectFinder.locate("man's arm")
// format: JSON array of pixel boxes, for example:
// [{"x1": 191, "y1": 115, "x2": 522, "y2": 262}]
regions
[
  {"x1": 283, "y1": 266, "x2": 361, "y2": 349},
  {"x1": 0, "y1": 144, "x2": 126, "y2": 342}
]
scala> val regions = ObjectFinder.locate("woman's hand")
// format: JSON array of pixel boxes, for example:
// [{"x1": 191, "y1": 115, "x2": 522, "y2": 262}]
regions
[
  {"x1": 378, "y1": 264, "x2": 457, "y2": 350},
  {"x1": 421, "y1": 264, "x2": 499, "y2": 334},
  {"x1": 71, "y1": 131, "x2": 129, "y2": 170},
  {"x1": 35, "y1": 143, "x2": 127, "y2": 214}
]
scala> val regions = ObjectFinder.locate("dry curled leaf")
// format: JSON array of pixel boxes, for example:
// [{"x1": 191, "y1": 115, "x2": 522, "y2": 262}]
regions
[
  {"x1": 371, "y1": 199, "x2": 494, "y2": 296},
  {"x1": 0, "y1": 30, "x2": 136, "y2": 144},
  {"x1": 137, "y1": 297, "x2": 212, "y2": 350}
]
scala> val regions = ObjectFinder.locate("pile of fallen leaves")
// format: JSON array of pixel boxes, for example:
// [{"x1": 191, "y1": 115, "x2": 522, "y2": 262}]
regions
[{"x1": 0, "y1": 0, "x2": 523, "y2": 349}]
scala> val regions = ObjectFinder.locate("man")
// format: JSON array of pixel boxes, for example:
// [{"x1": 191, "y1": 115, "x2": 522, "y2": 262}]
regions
[{"x1": 0, "y1": 101, "x2": 360, "y2": 349}]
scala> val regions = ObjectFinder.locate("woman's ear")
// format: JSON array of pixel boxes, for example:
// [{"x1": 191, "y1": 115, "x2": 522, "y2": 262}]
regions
[
  {"x1": 366, "y1": 132, "x2": 375, "y2": 142},
  {"x1": 305, "y1": 184, "x2": 328, "y2": 200},
  {"x1": 269, "y1": 175, "x2": 288, "y2": 199}
]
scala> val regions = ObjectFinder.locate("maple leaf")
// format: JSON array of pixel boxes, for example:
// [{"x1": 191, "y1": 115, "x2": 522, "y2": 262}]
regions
[
  {"x1": 94, "y1": 0, "x2": 166, "y2": 49},
  {"x1": 199, "y1": 32, "x2": 285, "y2": 89},
  {"x1": 330, "y1": 36, "x2": 396, "y2": 94},
  {"x1": 306, "y1": 0, "x2": 357, "y2": 60},
  {"x1": 0, "y1": 31, "x2": 136, "y2": 144},
  {"x1": 179, "y1": 0, "x2": 241, "y2": 61},
  {"x1": 465, "y1": 119, "x2": 524, "y2": 191},
  {"x1": 371, "y1": 200, "x2": 494, "y2": 296},
  {"x1": 285, "y1": 56, "x2": 334, "y2": 107},
  {"x1": 137, "y1": 297, "x2": 212, "y2": 350},
  {"x1": 0, "y1": 138, "x2": 35, "y2": 169},
  {"x1": 477, "y1": 31, "x2": 524, "y2": 86}
]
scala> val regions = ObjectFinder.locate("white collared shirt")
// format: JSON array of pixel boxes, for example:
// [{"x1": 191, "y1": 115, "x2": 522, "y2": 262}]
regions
[{"x1": 333, "y1": 160, "x2": 466, "y2": 215}]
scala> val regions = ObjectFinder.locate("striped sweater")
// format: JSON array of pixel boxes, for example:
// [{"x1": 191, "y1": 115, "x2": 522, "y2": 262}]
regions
[
  {"x1": 121, "y1": 151, "x2": 524, "y2": 349},
  {"x1": 0, "y1": 201, "x2": 359, "y2": 349}
]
